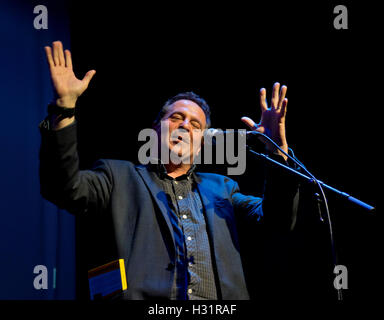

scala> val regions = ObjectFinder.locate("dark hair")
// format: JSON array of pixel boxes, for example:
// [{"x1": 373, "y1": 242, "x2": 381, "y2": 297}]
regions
[{"x1": 153, "y1": 92, "x2": 211, "y2": 128}]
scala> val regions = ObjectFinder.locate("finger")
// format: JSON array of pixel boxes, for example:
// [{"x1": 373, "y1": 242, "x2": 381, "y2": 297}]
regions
[
  {"x1": 57, "y1": 41, "x2": 65, "y2": 66},
  {"x1": 52, "y1": 41, "x2": 61, "y2": 66},
  {"x1": 271, "y1": 82, "x2": 280, "y2": 109},
  {"x1": 259, "y1": 88, "x2": 268, "y2": 112},
  {"x1": 64, "y1": 49, "x2": 72, "y2": 69},
  {"x1": 242, "y1": 117, "x2": 265, "y2": 134},
  {"x1": 44, "y1": 46, "x2": 54, "y2": 68},
  {"x1": 280, "y1": 98, "x2": 288, "y2": 118},
  {"x1": 82, "y1": 70, "x2": 96, "y2": 86},
  {"x1": 241, "y1": 116, "x2": 258, "y2": 130},
  {"x1": 278, "y1": 85, "x2": 287, "y2": 109}
]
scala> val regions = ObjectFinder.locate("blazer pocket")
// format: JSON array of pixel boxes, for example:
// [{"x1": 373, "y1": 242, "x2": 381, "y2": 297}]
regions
[
  {"x1": 215, "y1": 199, "x2": 228, "y2": 208},
  {"x1": 214, "y1": 198, "x2": 235, "y2": 220},
  {"x1": 214, "y1": 198, "x2": 230, "y2": 208}
]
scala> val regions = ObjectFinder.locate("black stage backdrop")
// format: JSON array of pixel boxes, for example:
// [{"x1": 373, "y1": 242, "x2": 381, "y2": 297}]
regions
[{"x1": 69, "y1": 0, "x2": 381, "y2": 303}]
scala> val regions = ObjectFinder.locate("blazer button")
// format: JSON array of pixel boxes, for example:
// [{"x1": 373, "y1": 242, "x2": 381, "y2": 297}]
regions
[{"x1": 166, "y1": 262, "x2": 175, "y2": 271}]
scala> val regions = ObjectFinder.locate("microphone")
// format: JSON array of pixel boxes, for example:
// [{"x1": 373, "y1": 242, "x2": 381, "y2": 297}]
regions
[
  {"x1": 204, "y1": 128, "x2": 261, "y2": 137},
  {"x1": 203, "y1": 128, "x2": 262, "y2": 145}
]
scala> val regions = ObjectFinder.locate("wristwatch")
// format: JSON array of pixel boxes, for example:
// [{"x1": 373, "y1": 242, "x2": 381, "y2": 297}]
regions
[
  {"x1": 38, "y1": 103, "x2": 76, "y2": 131},
  {"x1": 47, "y1": 103, "x2": 75, "y2": 119}
]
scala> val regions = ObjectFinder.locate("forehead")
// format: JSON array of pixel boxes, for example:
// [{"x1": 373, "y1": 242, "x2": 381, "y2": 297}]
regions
[{"x1": 165, "y1": 99, "x2": 206, "y2": 124}]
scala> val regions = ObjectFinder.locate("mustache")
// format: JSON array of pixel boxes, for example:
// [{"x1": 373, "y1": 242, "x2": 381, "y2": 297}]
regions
[{"x1": 168, "y1": 128, "x2": 199, "y2": 144}]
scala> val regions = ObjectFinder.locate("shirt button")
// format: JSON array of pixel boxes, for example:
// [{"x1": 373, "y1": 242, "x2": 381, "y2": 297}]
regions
[
  {"x1": 178, "y1": 195, "x2": 183, "y2": 200},
  {"x1": 188, "y1": 262, "x2": 193, "y2": 267},
  {"x1": 187, "y1": 236, "x2": 192, "y2": 241},
  {"x1": 182, "y1": 214, "x2": 188, "y2": 219},
  {"x1": 174, "y1": 181, "x2": 178, "y2": 184},
  {"x1": 188, "y1": 288, "x2": 193, "y2": 294}
]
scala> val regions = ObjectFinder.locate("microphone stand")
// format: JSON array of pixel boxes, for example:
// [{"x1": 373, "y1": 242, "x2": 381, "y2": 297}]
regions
[
  {"x1": 247, "y1": 146, "x2": 375, "y2": 301},
  {"x1": 247, "y1": 148, "x2": 375, "y2": 213}
]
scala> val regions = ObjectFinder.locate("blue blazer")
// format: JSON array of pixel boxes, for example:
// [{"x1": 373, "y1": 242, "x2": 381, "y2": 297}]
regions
[{"x1": 39, "y1": 122, "x2": 299, "y2": 300}]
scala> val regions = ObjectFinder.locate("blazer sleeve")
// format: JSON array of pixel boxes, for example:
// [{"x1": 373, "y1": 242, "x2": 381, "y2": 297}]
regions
[
  {"x1": 39, "y1": 121, "x2": 113, "y2": 215},
  {"x1": 230, "y1": 153, "x2": 300, "y2": 231}
]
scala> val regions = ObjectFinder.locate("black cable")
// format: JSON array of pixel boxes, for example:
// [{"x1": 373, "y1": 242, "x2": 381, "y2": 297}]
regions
[{"x1": 249, "y1": 131, "x2": 343, "y2": 300}]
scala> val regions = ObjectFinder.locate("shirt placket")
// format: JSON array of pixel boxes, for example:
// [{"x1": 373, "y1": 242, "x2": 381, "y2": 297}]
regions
[{"x1": 173, "y1": 178, "x2": 199, "y2": 298}]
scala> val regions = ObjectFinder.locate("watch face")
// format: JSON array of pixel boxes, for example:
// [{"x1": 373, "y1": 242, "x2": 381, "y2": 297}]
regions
[{"x1": 39, "y1": 118, "x2": 50, "y2": 130}]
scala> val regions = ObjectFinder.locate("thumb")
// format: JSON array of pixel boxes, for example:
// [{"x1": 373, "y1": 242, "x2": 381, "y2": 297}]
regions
[
  {"x1": 241, "y1": 116, "x2": 265, "y2": 134},
  {"x1": 82, "y1": 70, "x2": 96, "y2": 86},
  {"x1": 241, "y1": 116, "x2": 257, "y2": 130}
]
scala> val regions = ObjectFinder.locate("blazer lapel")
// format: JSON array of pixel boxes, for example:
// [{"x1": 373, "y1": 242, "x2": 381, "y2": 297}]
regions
[
  {"x1": 194, "y1": 171, "x2": 224, "y2": 245},
  {"x1": 195, "y1": 173, "x2": 243, "y2": 299},
  {"x1": 135, "y1": 165, "x2": 176, "y2": 248}
]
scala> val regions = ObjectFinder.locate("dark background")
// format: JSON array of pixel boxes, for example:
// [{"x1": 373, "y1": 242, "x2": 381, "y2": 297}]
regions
[{"x1": 66, "y1": 1, "x2": 381, "y2": 302}]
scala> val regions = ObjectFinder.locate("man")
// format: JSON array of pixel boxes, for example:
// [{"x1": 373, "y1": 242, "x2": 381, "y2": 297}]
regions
[{"x1": 39, "y1": 41, "x2": 299, "y2": 300}]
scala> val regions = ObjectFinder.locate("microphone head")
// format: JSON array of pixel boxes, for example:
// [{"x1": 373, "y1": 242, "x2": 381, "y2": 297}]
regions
[
  {"x1": 204, "y1": 128, "x2": 221, "y2": 139},
  {"x1": 203, "y1": 128, "x2": 222, "y2": 145}
]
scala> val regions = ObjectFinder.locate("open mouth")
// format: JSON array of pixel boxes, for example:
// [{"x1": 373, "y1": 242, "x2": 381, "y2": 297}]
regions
[
  {"x1": 170, "y1": 133, "x2": 190, "y2": 145},
  {"x1": 171, "y1": 138, "x2": 186, "y2": 146}
]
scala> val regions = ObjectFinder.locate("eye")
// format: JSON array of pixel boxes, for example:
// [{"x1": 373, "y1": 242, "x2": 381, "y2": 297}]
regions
[
  {"x1": 191, "y1": 121, "x2": 201, "y2": 129},
  {"x1": 170, "y1": 114, "x2": 183, "y2": 120}
]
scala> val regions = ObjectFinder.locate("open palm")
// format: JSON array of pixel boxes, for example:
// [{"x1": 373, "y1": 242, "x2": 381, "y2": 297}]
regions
[
  {"x1": 242, "y1": 82, "x2": 288, "y2": 159},
  {"x1": 45, "y1": 41, "x2": 95, "y2": 107}
]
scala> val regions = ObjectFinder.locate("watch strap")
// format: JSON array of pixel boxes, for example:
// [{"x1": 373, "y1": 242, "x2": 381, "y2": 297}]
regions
[{"x1": 47, "y1": 103, "x2": 75, "y2": 119}]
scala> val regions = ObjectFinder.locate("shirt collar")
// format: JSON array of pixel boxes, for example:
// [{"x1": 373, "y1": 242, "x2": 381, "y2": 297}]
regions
[{"x1": 148, "y1": 158, "x2": 197, "y2": 181}]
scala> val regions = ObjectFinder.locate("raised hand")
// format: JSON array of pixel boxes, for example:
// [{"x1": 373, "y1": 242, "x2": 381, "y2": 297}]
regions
[
  {"x1": 241, "y1": 82, "x2": 288, "y2": 160},
  {"x1": 45, "y1": 41, "x2": 96, "y2": 108}
]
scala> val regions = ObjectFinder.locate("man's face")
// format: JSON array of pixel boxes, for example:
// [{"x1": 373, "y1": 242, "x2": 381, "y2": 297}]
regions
[{"x1": 157, "y1": 99, "x2": 206, "y2": 165}]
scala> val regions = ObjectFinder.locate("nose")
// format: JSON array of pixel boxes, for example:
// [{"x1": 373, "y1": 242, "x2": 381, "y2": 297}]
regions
[{"x1": 179, "y1": 118, "x2": 191, "y2": 132}]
